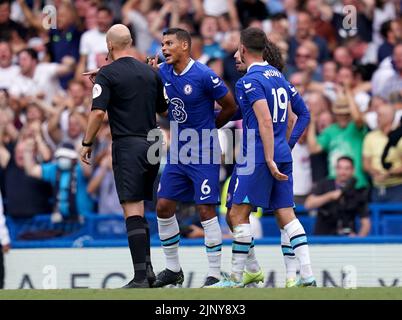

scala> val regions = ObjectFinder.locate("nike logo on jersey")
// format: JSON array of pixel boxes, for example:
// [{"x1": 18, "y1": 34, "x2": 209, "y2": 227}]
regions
[
  {"x1": 200, "y1": 195, "x2": 211, "y2": 201},
  {"x1": 165, "y1": 82, "x2": 172, "y2": 87},
  {"x1": 289, "y1": 84, "x2": 297, "y2": 96},
  {"x1": 243, "y1": 81, "x2": 252, "y2": 89},
  {"x1": 211, "y1": 76, "x2": 220, "y2": 84}
]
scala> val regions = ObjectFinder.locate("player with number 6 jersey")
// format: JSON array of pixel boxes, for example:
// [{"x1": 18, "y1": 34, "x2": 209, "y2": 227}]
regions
[{"x1": 151, "y1": 28, "x2": 237, "y2": 288}]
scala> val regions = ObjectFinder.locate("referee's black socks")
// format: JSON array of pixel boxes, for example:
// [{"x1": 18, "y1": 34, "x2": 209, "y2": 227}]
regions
[
  {"x1": 126, "y1": 216, "x2": 147, "y2": 281},
  {"x1": 142, "y1": 217, "x2": 152, "y2": 269}
]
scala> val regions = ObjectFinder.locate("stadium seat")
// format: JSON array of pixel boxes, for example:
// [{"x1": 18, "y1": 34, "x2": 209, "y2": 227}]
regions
[
  {"x1": 382, "y1": 215, "x2": 402, "y2": 236},
  {"x1": 260, "y1": 215, "x2": 316, "y2": 237},
  {"x1": 260, "y1": 217, "x2": 280, "y2": 237},
  {"x1": 86, "y1": 212, "x2": 159, "y2": 239}
]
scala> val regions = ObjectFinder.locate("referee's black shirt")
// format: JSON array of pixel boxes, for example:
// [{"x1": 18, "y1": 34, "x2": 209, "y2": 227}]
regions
[{"x1": 91, "y1": 57, "x2": 167, "y2": 139}]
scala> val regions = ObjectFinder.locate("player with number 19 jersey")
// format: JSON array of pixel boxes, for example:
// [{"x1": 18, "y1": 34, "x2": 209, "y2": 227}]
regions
[
  {"x1": 157, "y1": 59, "x2": 228, "y2": 204},
  {"x1": 232, "y1": 61, "x2": 297, "y2": 209}
]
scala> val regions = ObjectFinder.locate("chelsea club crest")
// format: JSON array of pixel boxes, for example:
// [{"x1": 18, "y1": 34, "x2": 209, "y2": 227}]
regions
[{"x1": 183, "y1": 84, "x2": 192, "y2": 95}]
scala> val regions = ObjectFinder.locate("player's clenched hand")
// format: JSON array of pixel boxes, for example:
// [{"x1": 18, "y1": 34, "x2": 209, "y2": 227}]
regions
[
  {"x1": 80, "y1": 146, "x2": 92, "y2": 165},
  {"x1": 147, "y1": 54, "x2": 159, "y2": 70},
  {"x1": 267, "y1": 160, "x2": 288, "y2": 181}
]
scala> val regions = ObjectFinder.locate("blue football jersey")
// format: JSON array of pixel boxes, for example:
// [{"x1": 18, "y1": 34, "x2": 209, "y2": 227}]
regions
[
  {"x1": 159, "y1": 59, "x2": 228, "y2": 163},
  {"x1": 235, "y1": 62, "x2": 296, "y2": 164}
]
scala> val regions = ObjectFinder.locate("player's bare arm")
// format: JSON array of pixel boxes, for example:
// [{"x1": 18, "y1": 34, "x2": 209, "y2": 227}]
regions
[
  {"x1": 286, "y1": 104, "x2": 296, "y2": 142},
  {"x1": 215, "y1": 91, "x2": 237, "y2": 129},
  {"x1": 252, "y1": 99, "x2": 288, "y2": 181}
]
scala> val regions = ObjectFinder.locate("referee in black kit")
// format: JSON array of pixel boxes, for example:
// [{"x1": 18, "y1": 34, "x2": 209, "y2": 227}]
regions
[{"x1": 80, "y1": 24, "x2": 167, "y2": 288}]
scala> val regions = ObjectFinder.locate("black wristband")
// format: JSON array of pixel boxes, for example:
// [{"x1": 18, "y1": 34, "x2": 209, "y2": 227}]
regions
[{"x1": 82, "y1": 140, "x2": 93, "y2": 147}]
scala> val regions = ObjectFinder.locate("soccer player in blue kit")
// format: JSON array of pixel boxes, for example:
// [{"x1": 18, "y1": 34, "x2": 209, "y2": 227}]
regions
[
  {"x1": 151, "y1": 28, "x2": 237, "y2": 288},
  {"x1": 212, "y1": 28, "x2": 316, "y2": 288},
  {"x1": 223, "y1": 38, "x2": 313, "y2": 288}
]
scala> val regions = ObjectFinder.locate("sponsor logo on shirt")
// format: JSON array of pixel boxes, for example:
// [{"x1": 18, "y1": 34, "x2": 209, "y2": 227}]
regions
[{"x1": 170, "y1": 97, "x2": 188, "y2": 123}]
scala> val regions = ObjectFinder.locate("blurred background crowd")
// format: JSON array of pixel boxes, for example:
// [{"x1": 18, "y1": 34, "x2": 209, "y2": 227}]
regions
[{"x1": 1, "y1": 0, "x2": 402, "y2": 241}]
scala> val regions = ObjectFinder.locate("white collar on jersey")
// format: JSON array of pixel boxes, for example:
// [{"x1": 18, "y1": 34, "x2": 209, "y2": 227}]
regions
[
  {"x1": 247, "y1": 61, "x2": 269, "y2": 73},
  {"x1": 173, "y1": 58, "x2": 195, "y2": 76}
]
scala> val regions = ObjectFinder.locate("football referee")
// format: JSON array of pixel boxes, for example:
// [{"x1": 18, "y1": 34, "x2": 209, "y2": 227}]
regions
[{"x1": 80, "y1": 24, "x2": 167, "y2": 288}]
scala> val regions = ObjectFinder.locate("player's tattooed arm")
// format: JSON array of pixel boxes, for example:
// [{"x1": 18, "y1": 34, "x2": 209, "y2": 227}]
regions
[{"x1": 215, "y1": 91, "x2": 237, "y2": 129}]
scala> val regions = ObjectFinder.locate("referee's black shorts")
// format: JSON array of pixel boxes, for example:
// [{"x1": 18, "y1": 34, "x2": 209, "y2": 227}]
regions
[{"x1": 112, "y1": 136, "x2": 160, "y2": 203}]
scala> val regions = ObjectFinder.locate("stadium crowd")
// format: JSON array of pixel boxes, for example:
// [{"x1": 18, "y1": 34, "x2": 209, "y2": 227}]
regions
[{"x1": 0, "y1": 0, "x2": 402, "y2": 240}]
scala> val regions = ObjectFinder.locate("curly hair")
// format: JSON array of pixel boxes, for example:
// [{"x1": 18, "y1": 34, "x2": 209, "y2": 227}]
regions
[{"x1": 263, "y1": 39, "x2": 285, "y2": 72}]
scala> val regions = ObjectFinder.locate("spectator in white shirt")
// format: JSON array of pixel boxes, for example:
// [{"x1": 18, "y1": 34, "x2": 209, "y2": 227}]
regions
[
  {"x1": 75, "y1": 5, "x2": 114, "y2": 78},
  {"x1": 9, "y1": 48, "x2": 75, "y2": 104},
  {"x1": 292, "y1": 130, "x2": 312, "y2": 205},
  {"x1": 378, "y1": 43, "x2": 402, "y2": 101},
  {"x1": 0, "y1": 40, "x2": 19, "y2": 90}
]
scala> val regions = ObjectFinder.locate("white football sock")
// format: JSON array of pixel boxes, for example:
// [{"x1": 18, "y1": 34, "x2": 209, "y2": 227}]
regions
[
  {"x1": 157, "y1": 215, "x2": 181, "y2": 273},
  {"x1": 280, "y1": 228, "x2": 299, "y2": 279},
  {"x1": 245, "y1": 238, "x2": 260, "y2": 273},
  {"x1": 201, "y1": 216, "x2": 222, "y2": 279},
  {"x1": 231, "y1": 224, "x2": 252, "y2": 282},
  {"x1": 284, "y1": 219, "x2": 313, "y2": 279}
]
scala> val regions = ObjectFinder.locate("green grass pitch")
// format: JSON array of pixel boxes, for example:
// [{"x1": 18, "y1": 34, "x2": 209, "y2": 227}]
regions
[{"x1": 0, "y1": 288, "x2": 401, "y2": 300}]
